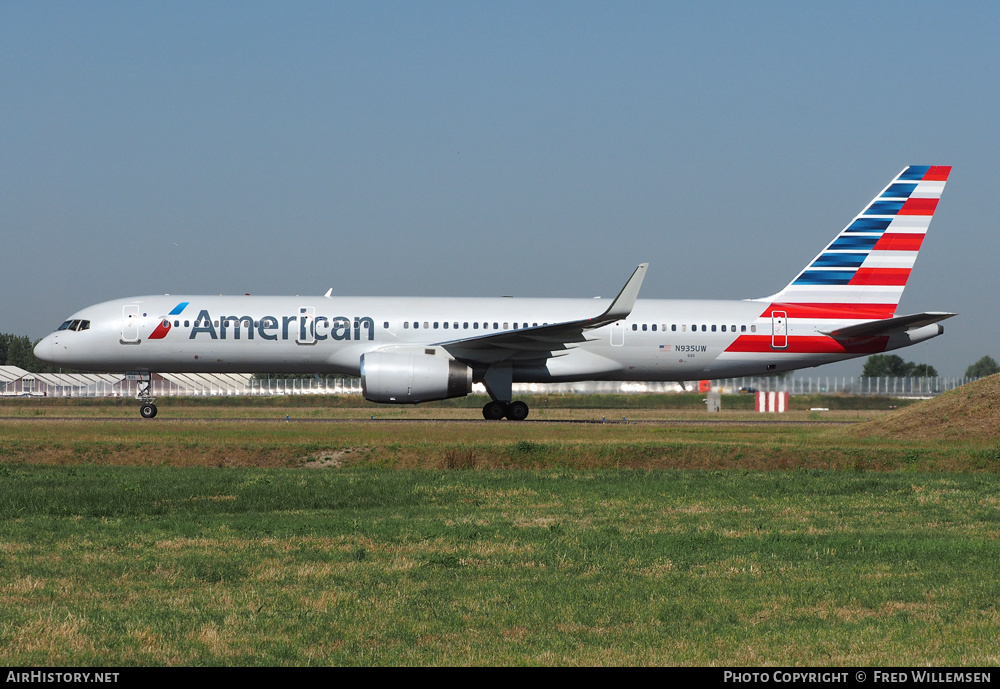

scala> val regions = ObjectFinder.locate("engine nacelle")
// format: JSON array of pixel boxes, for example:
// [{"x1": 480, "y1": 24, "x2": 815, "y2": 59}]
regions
[
  {"x1": 361, "y1": 352, "x2": 473, "y2": 404},
  {"x1": 886, "y1": 323, "x2": 946, "y2": 351}
]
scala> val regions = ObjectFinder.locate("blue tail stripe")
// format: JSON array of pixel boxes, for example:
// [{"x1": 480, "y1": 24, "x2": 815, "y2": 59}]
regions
[
  {"x1": 846, "y1": 218, "x2": 892, "y2": 233},
  {"x1": 793, "y1": 270, "x2": 856, "y2": 286},
  {"x1": 881, "y1": 183, "x2": 917, "y2": 198},
  {"x1": 829, "y1": 235, "x2": 880, "y2": 250},
  {"x1": 898, "y1": 166, "x2": 930, "y2": 181},
  {"x1": 811, "y1": 253, "x2": 867, "y2": 268},
  {"x1": 864, "y1": 200, "x2": 904, "y2": 216}
]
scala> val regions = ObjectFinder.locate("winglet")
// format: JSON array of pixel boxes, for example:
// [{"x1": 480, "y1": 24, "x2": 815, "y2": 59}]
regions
[{"x1": 597, "y1": 263, "x2": 648, "y2": 322}]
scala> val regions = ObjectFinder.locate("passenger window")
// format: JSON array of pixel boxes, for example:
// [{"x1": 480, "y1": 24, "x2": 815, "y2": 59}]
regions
[
  {"x1": 721, "y1": 325, "x2": 727, "y2": 332},
  {"x1": 443, "y1": 322, "x2": 448, "y2": 329},
  {"x1": 701, "y1": 325, "x2": 707, "y2": 332},
  {"x1": 651, "y1": 324, "x2": 657, "y2": 331},
  {"x1": 404, "y1": 322, "x2": 409, "y2": 329},
  {"x1": 493, "y1": 322, "x2": 499, "y2": 329},
  {"x1": 463, "y1": 322, "x2": 469, "y2": 329},
  {"x1": 632, "y1": 324, "x2": 637, "y2": 331},
  {"x1": 711, "y1": 325, "x2": 716, "y2": 332},
  {"x1": 383, "y1": 322, "x2": 389, "y2": 329},
  {"x1": 473, "y1": 323, "x2": 479, "y2": 330},
  {"x1": 174, "y1": 320, "x2": 180, "y2": 327},
  {"x1": 503, "y1": 322, "x2": 508, "y2": 329},
  {"x1": 433, "y1": 322, "x2": 439, "y2": 329},
  {"x1": 423, "y1": 322, "x2": 429, "y2": 329},
  {"x1": 731, "y1": 325, "x2": 736, "y2": 332},
  {"x1": 642, "y1": 324, "x2": 647, "y2": 331},
  {"x1": 751, "y1": 325, "x2": 756, "y2": 333},
  {"x1": 741, "y1": 325, "x2": 746, "y2": 332}
]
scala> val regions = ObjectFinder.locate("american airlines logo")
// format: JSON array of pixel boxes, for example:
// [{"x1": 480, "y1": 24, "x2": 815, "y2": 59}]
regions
[{"x1": 149, "y1": 303, "x2": 375, "y2": 342}]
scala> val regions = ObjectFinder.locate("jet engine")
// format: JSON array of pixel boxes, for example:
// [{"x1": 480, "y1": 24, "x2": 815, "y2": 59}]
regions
[{"x1": 361, "y1": 352, "x2": 473, "y2": 404}]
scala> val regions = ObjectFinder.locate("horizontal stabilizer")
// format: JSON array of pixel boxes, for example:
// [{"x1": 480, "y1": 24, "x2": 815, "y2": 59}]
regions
[{"x1": 820, "y1": 312, "x2": 956, "y2": 339}]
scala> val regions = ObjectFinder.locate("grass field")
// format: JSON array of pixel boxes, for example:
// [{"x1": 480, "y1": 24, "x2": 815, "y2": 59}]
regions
[{"x1": 2, "y1": 396, "x2": 999, "y2": 665}]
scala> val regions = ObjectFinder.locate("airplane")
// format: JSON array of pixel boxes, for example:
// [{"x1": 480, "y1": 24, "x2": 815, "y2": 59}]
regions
[{"x1": 34, "y1": 165, "x2": 954, "y2": 420}]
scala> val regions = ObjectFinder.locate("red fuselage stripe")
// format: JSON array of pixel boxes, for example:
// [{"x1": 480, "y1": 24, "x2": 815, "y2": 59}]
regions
[{"x1": 725, "y1": 335, "x2": 889, "y2": 354}]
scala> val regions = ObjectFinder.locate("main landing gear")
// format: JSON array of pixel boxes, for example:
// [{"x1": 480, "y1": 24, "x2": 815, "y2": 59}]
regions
[
  {"x1": 479, "y1": 364, "x2": 528, "y2": 420},
  {"x1": 482, "y1": 400, "x2": 529, "y2": 421}
]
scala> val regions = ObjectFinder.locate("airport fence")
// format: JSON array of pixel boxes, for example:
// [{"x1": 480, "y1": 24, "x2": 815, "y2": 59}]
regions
[
  {"x1": 5, "y1": 374, "x2": 981, "y2": 400},
  {"x1": 716, "y1": 376, "x2": 975, "y2": 397}
]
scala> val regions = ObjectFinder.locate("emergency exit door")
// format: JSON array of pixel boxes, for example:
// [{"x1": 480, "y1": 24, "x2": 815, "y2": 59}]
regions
[{"x1": 771, "y1": 311, "x2": 788, "y2": 349}]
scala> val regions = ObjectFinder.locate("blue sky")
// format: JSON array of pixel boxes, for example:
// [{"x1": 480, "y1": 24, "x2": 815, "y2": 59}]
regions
[{"x1": 3, "y1": 1, "x2": 998, "y2": 376}]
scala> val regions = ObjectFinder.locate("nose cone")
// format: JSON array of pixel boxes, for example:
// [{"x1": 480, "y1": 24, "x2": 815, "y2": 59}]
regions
[{"x1": 34, "y1": 334, "x2": 55, "y2": 364}]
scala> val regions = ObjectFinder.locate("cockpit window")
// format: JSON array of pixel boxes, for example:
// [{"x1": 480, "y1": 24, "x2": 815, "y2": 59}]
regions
[{"x1": 57, "y1": 320, "x2": 90, "y2": 332}]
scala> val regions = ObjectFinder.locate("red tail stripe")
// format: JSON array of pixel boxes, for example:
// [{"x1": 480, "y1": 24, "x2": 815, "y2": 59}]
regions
[
  {"x1": 849, "y1": 268, "x2": 911, "y2": 286},
  {"x1": 873, "y1": 233, "x2": 925, "y2": 251},
  {"x1": 898, "y1": 198, "x2": 939, "y2": 215},
  {"x1": 924, "y1": 166, "x2": 951, "y2": 181},
  {"x1": 759, "y1": 303, "x2": 897, "y2": 319}
]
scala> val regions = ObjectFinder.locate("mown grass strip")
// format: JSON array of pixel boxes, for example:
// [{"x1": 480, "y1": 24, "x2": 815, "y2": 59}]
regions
[
  {"x1": 1, "y1": 466, "x2": 999, "y2": 665},
  {"x1": 2, "y1": 415, "x2": 999, "y2": 472}
]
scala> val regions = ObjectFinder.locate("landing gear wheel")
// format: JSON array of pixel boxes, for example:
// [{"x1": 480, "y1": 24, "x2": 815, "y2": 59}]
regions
[
  {"x1": 140, "y1": 403, "x2": 158, "y2": 419},
  {"x1": 506, "y1": 401, "x2": 529, "y2": 421},
  {"x1": 483, "y1": 401, "x2": 506, "y2": 420}
]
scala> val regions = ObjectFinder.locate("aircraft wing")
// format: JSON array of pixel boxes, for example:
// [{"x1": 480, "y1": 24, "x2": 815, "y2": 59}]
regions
[
  {"x1": 819, "y1": 312, "x2": 956, "y2": 339},
  {"x1": 433, "y1": 263, "x2": 648, "y2": 363}
]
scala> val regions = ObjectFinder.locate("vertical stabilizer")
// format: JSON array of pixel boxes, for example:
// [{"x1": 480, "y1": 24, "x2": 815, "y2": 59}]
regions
[{"x1": 758, "y1": 166, "x2": 950, "y2": 317}]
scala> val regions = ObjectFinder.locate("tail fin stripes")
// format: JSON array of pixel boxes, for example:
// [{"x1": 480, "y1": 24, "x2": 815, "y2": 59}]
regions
[{"x1": 759, "y1": 166, "x2": 950, "y2": 316}]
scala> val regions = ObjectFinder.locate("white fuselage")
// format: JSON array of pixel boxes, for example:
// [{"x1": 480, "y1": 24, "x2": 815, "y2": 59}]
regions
[{"x1": 34, "y1": 293, "x2": 926, "y2": 383}]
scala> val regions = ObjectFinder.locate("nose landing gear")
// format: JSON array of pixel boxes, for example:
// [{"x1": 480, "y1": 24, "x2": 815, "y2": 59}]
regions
[{"x1": 128, "y1": 372, "x2": 157, "y2": 419}]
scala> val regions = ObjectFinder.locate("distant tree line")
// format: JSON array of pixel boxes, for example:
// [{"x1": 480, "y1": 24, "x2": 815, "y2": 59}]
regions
[
  {"x1": 861, "y1": 354, "x2": 938, "y2": 377},
  {"x1": 0, "y1": 333, "x2": 62, "y2": 373},
  {"x1": 965, "y1": 355, "x2": 1000, "y2": 378},
  {"x1": 863, "y1": 353, "x2": 1000, "y2": 379}
]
